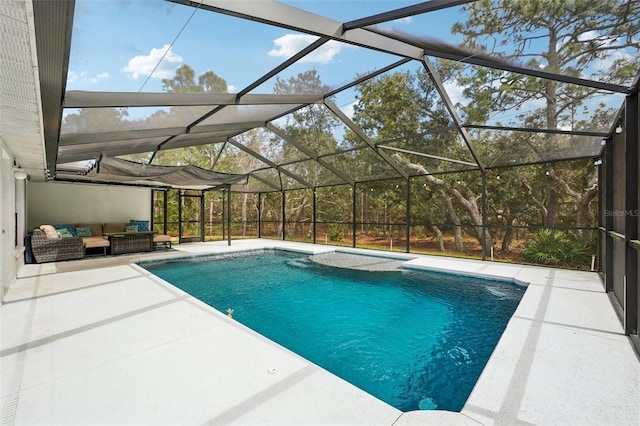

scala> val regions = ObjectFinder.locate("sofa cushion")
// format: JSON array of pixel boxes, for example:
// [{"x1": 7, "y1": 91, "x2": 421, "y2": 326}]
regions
[
  {"x1": 82, "y1": 236, "x2": 110, "y2": 249},
  {"x1": 103, "y1": 222, "x2": 128, "y2": 233},
  {"x1": 75, "y1": 226, "x2": 92, "y2": 237},
  {"x1": 39, "y1": 224, "x2": 59, "y2": 239},
  {"x1": 56, "y1": 228, "x2": 75, "y2": 238},
  {"x1": 54, "y1": 224, "x2": 77, "y2": 237},
  {"x1": 130, "y1": 220, "x2": 149, "y2": 232},
  {"x1": 125, "y1": 225, "x2": 138, "y2": 233},
  {"x1": 76, "y1": 223, "x2": 102, "y2": 237}
]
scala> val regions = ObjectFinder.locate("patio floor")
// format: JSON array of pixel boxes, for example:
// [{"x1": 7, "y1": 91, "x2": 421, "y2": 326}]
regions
[{"x1": 2, "y1": 239, "x2": 639, "y2": 425}]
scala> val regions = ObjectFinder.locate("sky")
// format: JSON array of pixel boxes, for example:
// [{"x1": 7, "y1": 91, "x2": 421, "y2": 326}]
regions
[
  {"x1": 65, "y1": 0, "x2": 635, "y2": 129},
  {"x1": 66, "y1": 0, "x2": 461, "y2": 96}
]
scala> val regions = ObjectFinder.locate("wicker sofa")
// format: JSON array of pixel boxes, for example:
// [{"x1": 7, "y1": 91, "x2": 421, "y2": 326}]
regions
[
  {"x1": 31, "y1": 228, "x2": 84, "y2": 263},
  {"x1": 30, "y1": 221, "x2": 167, "y2": 262}
]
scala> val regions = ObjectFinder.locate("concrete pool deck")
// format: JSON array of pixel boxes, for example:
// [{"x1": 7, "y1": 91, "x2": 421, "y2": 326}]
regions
[{"x1": 2, "y1": 239, "x2": 639, "y2": 425}]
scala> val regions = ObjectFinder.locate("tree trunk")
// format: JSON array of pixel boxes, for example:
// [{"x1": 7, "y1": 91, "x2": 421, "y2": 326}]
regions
[
  {"x1": 439, "y1": 190, "x2": 464, "y2": 251},
  {"x1": 501, "y1": 217, "x2": 515, "y2": 252},
  {"x1": 208, "y1": 199, "x2": 214, "y2": 237},
  {"x1": 407, "y1": 162, "x2": 493, "y2": 252},
  {"x1": 241, "y1": 193, "x2": 248, "y2": 236},
  {"x1": 548, "y1": 168, "x2": 598, "y2": 243},
  {"x1": 431, "y1": 225, "x2": 445, "y2": 252},
  {"x1": 576, "y1": 186, "x2": 598, "y2": 243},
  {"x1": 545, "y1": 189, "x2": 559, "y2": 226}
]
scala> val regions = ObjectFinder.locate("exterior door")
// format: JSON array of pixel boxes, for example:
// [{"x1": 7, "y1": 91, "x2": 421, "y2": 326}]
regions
[{"x1": 179, "y1": 190, "x2": 204, "y2": 243}]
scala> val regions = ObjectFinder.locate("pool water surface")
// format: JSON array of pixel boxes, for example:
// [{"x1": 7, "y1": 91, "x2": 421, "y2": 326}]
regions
[{"x1": 143, "y1": 250, "x2": 524, "y2": 412}]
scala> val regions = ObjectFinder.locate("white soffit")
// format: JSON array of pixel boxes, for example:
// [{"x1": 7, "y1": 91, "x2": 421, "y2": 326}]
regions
[{"x1": 0, "y1": 0, "x2": 46, "y2": 179}]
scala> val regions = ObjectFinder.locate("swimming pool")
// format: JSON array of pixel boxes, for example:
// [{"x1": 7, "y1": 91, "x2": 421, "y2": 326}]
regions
[{"x1": 143, "y1": 250, "x2": 524, "y2": 412}]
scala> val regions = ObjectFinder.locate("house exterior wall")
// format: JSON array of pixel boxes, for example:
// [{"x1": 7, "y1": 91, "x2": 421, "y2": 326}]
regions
[
  {"x1": 27, "y1": 182, "x2": 151, "y2": 230},
  {"x1": 1, "y1": 144, "x2": 26, "y2": 302}
]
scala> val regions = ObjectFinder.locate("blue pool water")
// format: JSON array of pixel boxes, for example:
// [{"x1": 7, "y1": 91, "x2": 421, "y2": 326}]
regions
[{"x1": 143, "y1": 250, "x2": 524, "y2": 412}]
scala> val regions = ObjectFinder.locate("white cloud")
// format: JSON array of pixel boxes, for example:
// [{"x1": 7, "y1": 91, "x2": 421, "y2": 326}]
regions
[
  {"x1": 577, "y1": 30, "x2": 599, "y2": 42},
  {"x1": 594, "y1": 49, "x2": 632, "y2": 72},
  {"x1": 269, "y1": 34, "x2": 316, "y2": 59},
  {"x1": 122, "y1": 44, "x2": 183, "y2": 79},
  {"x1": 393, "y1": 17, "x2": 412, "y2": 24},
  {"x1": 573, "y1": 30, "x2": 634, "y2": 74},
  {"x1": 227, "y1": 85, "x2": 236, "y2": 93},
  {"x1": 89, "y1": 72, "x2": 111, "y2": 83},
  {"x1": 442, "y1": 80, "x2": 467, "y2": 106},
  {"x1": 268, "y1": 34, "x2": 345, "y2": 64},
  {"x1": 341, "y1": 101, "x2": 355, "y2": 120},
  {"x1": 67, "y1": 70, "x2": 110, "y2": 85}
]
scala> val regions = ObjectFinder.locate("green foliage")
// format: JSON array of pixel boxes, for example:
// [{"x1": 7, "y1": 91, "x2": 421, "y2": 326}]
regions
[
  {"x1": 521, "y1": 229, "x2": 592, "y2": 267},
  {"x1": 451, "y1": 0, "x2": 639, "y2": 130},
  {"x1": 413, "y1": 226, "x2": 427, "y2": 239},
  {"x1": 329, "y1": 225, "x2": 344, "y2": 242},
  {"x1": 161, "y1": 65, "x2": 227, "y2": 94}
]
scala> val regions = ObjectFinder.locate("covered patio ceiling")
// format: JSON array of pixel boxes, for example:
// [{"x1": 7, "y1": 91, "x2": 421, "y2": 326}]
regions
[{"x1": 5, "y1": 0, "x2": 639, "y2": 191}]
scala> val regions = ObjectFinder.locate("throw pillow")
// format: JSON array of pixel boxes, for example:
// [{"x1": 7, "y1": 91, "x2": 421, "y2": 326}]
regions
[
  {"x1": 125, "y1": 225, "x2": 138, "y2": 233},
  {"x1": 53, "y1": 224, "x2": 77, "y2": 237},
  {"x1": 56, "y1": 228, "x2": 74, "y2": 238},
  {"x1": 129, "y1": 220, "x2": 149, "y2": 232},
  {"x1": 75, "y1": 226, "x2": 92, "y2": 237},
  {"x1": 40, "y1": 224, "x2": 59, "y2": 239}
]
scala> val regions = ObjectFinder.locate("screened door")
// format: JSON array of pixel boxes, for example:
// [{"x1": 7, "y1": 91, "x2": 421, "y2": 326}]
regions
[{"x1": 179, "y1": 190, "x2": 204, "y2": 243}]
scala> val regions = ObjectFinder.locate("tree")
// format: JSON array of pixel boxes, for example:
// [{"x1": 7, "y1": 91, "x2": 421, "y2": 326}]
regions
[
  {"x1": 162, "y1": 65, "x2": 200, "y2": 93},
  {"x1": 63, "y1": 107, "x2": 129, "y2": 134},
  {"x1": 272, "y1": 70, "x2": 343, "y2": 236},
  {"x1": 351, "y1": 70, "x2": 493, "y2": 252},
  {"x1": 154, "y1": 65, "x2": 229, "y2": 169},
  {"x1": 451, "y1": 0, "x2": 640, "y2": 241},
  {"x1": 199, "y1": 70, "x2": 227, "y2": 93},
  {"x1": 231, "y1": 129, "x2": 269, "y2": 236}
]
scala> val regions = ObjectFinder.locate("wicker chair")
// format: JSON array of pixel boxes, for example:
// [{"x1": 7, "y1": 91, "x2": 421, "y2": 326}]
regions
[{"x1": 30, "y1": 228, "x2": 84, "y2": 263}]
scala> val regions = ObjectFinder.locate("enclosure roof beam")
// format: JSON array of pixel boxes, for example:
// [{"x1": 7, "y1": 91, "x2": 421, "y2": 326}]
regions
[
  {"x1": 378, "y1": 145, "x2": 478, "y2": 167},
  {"x1": 248, "y1": 172, "x2": 282, "y2": 192},
  {"x1": 422, "y1": 56, "x2": 486, "y2": 172},
  {"x1": 170, "y1": 0, "x2": 424, "y2": 59},
  {"x1": 211, "y1": 140, "x2": 227, "y2": 170},
  {"x1": 463, "y1": 124, "x2": 609, "y2": 138},
  {"x1": 63, "y1": 91, "x2": 324, "y2": 108},
  {"x1": 325, "y1": 59, "x2": 413, "y2": 99},
  {"x1": 33, "y1": 0, "x2": 75, "y2": 178},
  {"x1": 343, "y1": 0, "x2": 475, "y2": 30},
  {"x1": 364, "y1": 26, "x2": 632, "y2": 94},
  {"x1": 226, "y1": 138, "x2": 314, "y2": 189},
  {"x1": 60, "y1": 127, "x2": 186, "y2": 146},
  {"x1": 60, "y1": 121, "x2": 261, "y2": 146},
  {"x1": 237, "y1": 37, "x2": 331, "y2": 97},
  {"x1": 421, "y1": 52, "x2": 631, "y2": 94},
  {"x1": 266, "y1": 123, "x2": 355, "y2": 185},
  {"x1": 323, "y1": 99, "x2": 410, "y2": 180}
]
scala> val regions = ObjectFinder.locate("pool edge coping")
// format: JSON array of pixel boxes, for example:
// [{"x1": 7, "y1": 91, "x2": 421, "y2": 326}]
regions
[{"x1": 136, "y1": 240, "x2": 533, "y2": 421}]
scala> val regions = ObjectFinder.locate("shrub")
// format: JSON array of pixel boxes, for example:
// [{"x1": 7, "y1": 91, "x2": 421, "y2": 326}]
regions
[
  {"x1": 329, "y1": 225, "x2": 344, "y2": 242},
  {"x1": 521, "y1": 229, "x2": 592, "y2": 268},
  {"x1": 413, "y1": 225, "x2": 426, "y2": 239}
]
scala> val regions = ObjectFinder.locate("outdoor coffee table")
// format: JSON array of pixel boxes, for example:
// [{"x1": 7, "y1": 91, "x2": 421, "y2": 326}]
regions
[{"x1": 103, "y1": 231, "x2": 155, "y2": 255}]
